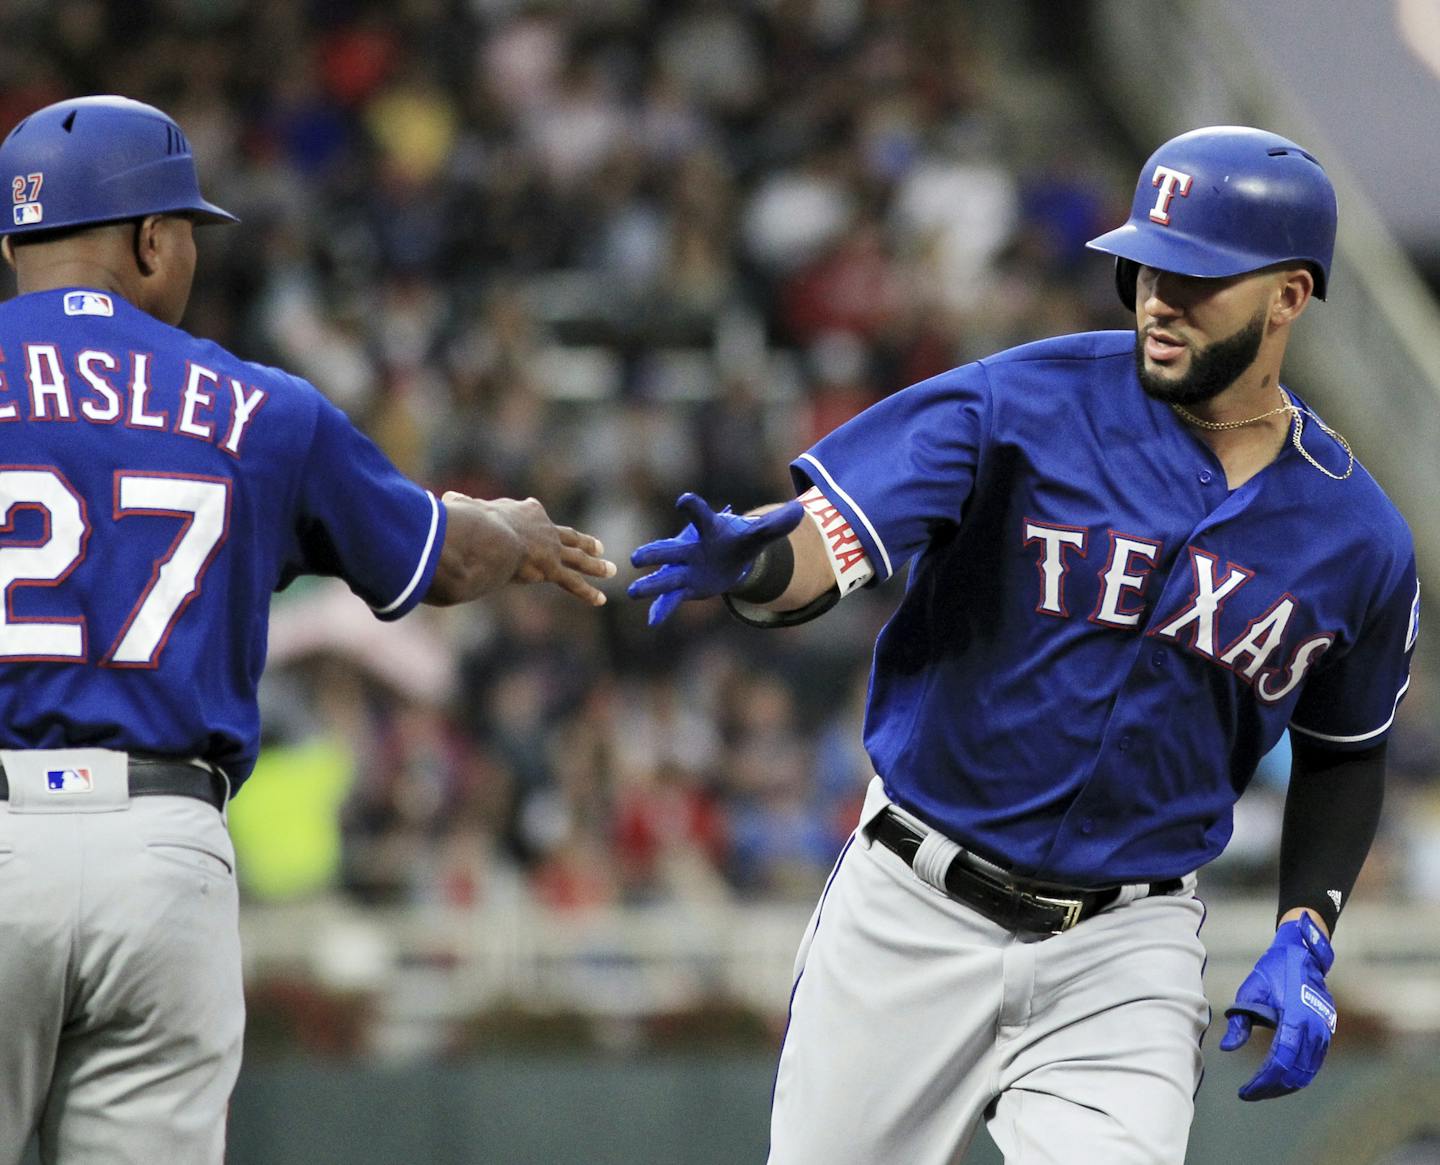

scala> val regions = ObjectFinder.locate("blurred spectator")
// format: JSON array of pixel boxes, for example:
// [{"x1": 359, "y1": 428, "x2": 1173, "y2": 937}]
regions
[
  {"x1": 742, "y1": 149, "x2": 857, "y2": 277},
  {"x1": 801, "y1": 330, "x2": 880, "y2": 445},
  {"x1": 613, "y1": 761, "x2": 729, "y2": 904},
  {"x1": 779, "y1": 214, "x2": 905, "y2": 345}
]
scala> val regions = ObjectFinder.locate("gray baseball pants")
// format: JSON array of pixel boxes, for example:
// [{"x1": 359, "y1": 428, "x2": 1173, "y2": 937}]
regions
[
  {"x1": 769, "y1": 777, "x2": 1209, "y2": 1165},
  {"x1": 0, "y1": 753, "x2": 243, "y2": 1164}
]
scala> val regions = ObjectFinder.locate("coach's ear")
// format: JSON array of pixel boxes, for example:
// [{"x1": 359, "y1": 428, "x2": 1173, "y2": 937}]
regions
[
  {"x1": 1, "y1": 236, "x2": 14, "y2": 271},
  {"x1": 132, "y1": 215, "x2": 164, "y2": 278}
]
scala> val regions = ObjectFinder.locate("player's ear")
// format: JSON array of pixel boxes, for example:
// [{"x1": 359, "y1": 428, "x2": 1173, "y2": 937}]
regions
[
  {"x1": 1, "y1": 236, "x2": 13, "y2": 271},
  {"x1": 1271, "y1": 266, "x2": 1314, "y2": 326}
]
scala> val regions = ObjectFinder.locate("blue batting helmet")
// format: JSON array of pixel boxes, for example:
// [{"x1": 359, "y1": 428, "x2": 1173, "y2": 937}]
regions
[
  {"x1": 0, "y1": 95, "x2": 237, "y2": 237},
  {"x1": 1086, "y1": 125, "x2": 1336, "y2": 310}
]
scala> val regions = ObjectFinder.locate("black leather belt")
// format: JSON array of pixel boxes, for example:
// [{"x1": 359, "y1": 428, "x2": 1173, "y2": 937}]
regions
[
  {"x1": 870, "y1": 807, "x2": 1184, "y2": 935},
  {"x1": 0, "y1": 756, "x2": 228, "y2": 811}
]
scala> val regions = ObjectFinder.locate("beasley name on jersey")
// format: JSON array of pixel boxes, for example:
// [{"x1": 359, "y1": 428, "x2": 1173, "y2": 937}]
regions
[
  {"x1": 3, "y1": 290, "x2": 268, "y2": 452},
  {"x1": 792, "y1": 330, "x2": 1418, "y2": 883},
  {"x1": 0, "y1": 288, "x2": 445, "y2": 787}
]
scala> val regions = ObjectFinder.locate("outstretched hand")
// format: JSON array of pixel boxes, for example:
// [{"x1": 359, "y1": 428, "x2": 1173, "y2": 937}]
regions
[
  {"x1": 441, "y1": 492, "x2": 616, "y2": 606},
  {"x1": 628, "y1": 492, "x2": 805, "y2": 625},
  {"x1": 1220, "y1": 915, "x2": 1337, "y2": 1101}
]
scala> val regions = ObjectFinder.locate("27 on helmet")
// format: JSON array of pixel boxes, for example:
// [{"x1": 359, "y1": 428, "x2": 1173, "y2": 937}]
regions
[
  {"x1": 1086, "y1": 125, "x2": 1336, "y2": 310},
  {"x1": 0, "y1": 94, "x2": 237, "y2": 237}
]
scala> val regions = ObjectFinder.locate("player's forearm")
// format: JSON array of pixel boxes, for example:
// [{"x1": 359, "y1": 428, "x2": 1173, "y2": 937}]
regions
[
  {"x1": 1277, "y1": 739, "x2": 1387, "y2": 934},
  {"x1": 424, "y1": 496, "x2": 525, "y2": 605},
  {"x1": 1277, "y1": 906, "x2": 1330, "y2": 939},
  {"x1": 731, "y1": 505, "x2": 836, "y2": 611}
]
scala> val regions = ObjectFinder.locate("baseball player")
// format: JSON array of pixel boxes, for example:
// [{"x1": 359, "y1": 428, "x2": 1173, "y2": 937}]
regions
[
  {"x1": 0, "y1": 95, "x2": 615, "y2": 1165},
  {"x1": 630, "y1": 126, "x2": 1418, "y2": 1163}
]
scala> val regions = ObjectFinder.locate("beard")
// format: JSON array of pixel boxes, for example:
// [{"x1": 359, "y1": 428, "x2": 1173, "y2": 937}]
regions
[{"x1": 1134, "y1": 309, "x2": 1266, "y2": 406}]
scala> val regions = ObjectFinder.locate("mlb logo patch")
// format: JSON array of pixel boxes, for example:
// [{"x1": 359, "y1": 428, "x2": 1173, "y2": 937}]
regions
[
  {"x1": 46, "y1": 767, "x2": 94, "y2": 794},
  {"x1": 63, "y1": 291, "x2": 114, "y2": 317},
  {"x1": 13, "y1": 202, "x2": 42, "y2": 226}
]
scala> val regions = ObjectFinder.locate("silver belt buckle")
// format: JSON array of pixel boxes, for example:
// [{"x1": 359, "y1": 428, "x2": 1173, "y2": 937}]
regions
[{"x1": 1021, "y1": 889, "x2": 1084, "y2": 932}]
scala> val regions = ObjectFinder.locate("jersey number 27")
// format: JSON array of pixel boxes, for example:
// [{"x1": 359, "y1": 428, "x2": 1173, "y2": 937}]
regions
[{"x1": 0, "y1": 467, "x2": 229, "y2": 666}]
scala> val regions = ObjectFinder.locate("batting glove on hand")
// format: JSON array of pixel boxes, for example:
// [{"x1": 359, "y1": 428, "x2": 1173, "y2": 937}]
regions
[
  {"x1": 628, "y1": 493, "x2": 805, "y2": 626},
  {"x1": 1220, "y1": 915, "x2": 1337, "y2": 1101}
]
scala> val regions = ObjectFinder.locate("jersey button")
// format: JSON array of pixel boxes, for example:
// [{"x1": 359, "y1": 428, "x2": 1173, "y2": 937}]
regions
[
  {"x1": 1198, "y1": 469, "x2": 1214, "y2": 485},
  {"x1": 1080, "y1": 818, "x2": 1095, "y2": 835},
  {"x1": 1151, "y1": 650, "x2": 1165, "y2": 668},
  {"x1": 1118, "y1": 736, "x2": 1132, "y2": 751}
]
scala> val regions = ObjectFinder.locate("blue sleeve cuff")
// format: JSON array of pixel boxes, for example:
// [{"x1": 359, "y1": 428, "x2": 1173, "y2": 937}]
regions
[{"x1": 371, "y1": 490, "x2": 446, "y2": 622}]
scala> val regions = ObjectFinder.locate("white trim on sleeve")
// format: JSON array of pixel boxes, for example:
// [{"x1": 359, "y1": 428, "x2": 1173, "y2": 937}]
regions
[
  {"x1": 373, "y1": 490, "x2": 441, "y2": 616},
  {"x1": 1288, "y1": 674, "x2": 1411, "y2": 745},
  {"x1": 795, "y1": 452, "x2": 893, "y2": 579}
]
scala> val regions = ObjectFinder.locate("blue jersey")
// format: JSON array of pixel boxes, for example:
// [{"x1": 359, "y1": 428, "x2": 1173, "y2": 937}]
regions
[
  {"x1": 793, "y1": 330, "x2": 1418, "y2": 885},
  {"x1": 0, "y1": 288, "x2": 445, "y2": 789}
]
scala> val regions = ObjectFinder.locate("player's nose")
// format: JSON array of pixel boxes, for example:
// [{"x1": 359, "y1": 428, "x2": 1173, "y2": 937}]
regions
[{"x1": 1137, "y1": 267, "x2": 1185, "y2": 318}]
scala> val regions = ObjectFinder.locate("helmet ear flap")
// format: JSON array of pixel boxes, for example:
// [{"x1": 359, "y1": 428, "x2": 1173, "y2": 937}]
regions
[{"x1": 1115, "y1": 258, "x2": 1139, "y2": 312}]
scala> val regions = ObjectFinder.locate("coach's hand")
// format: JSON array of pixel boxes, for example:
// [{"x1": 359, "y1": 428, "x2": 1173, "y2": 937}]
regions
[
  {"x1": 628, "y1": 492, "x2": 804, "y2": 625},
  {"x1": 433, "y1": 492, "x2": 615, "y2": 607},
  {"x1": 1220, "y1": 915, "x2": 1337, "y2": 1101},
  {"x1": 502, "y1": 497, "x2": 615, "y2": 604}
]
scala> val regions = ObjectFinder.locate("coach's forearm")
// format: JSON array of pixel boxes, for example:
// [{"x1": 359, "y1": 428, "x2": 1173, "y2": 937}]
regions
[{"x1": 424, "y1": 496, "x2": 525, "y2": 605}]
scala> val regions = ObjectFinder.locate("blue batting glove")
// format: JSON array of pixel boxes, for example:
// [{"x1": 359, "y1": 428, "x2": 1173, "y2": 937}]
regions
[
  {"x1": 1220, "y1": 916, "x2": 1337, "y2": 1101},
  {"x1": 627, "y1": 493, "x2": 805, "y2": 626}
]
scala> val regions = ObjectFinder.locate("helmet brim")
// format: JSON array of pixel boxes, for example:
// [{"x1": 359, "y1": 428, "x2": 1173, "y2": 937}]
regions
[
  {"x1": 1084, "y1": 222, "x2": 1278, "y2": 281},
  {"x1": 0, "y1": 203, "x2": 240, "y2": 238},
  {"x1": 1086, "y1": 222, "x2": 1327, "y2": 308},
  {"x1": 188, "y1": 197, "x2": 239, "y2": 226}
]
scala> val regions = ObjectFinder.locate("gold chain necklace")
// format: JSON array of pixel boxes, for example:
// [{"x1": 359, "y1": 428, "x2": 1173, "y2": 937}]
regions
[
  {"x1": 1170, "y1": 400, "x2": 1355, "y2": 481},
  {"x1": 1170, "y1": 400, "x2": 1294, "y2": 431}
]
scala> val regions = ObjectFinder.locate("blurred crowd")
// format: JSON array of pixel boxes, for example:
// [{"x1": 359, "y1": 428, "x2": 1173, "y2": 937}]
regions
[{"x1": 4, "y1": 0, "x2": 1439, "y2": 915}]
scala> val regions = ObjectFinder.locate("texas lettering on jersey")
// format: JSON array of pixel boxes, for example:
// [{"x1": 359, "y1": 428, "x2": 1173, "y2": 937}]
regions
[
  {"x1": 789, "y1": 330, "x2": 1417, "y2": 883},
  {"x1": 0, "y1": 343, "x2": 267, "y2": 457},
  {"x1": 1024, "y1": 519, "x2": 1328, "y2": 705}
]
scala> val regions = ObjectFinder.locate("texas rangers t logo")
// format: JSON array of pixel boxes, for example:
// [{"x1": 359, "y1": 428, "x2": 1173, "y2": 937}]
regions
[{"x1": 1149, "y1": 165, "x2": 1193, "y2": 225}]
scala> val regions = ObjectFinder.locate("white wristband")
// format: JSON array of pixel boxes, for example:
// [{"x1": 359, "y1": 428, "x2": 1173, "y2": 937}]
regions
[{"x1": 798, "y1": 486, "x2": 876, "y2": 596}]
